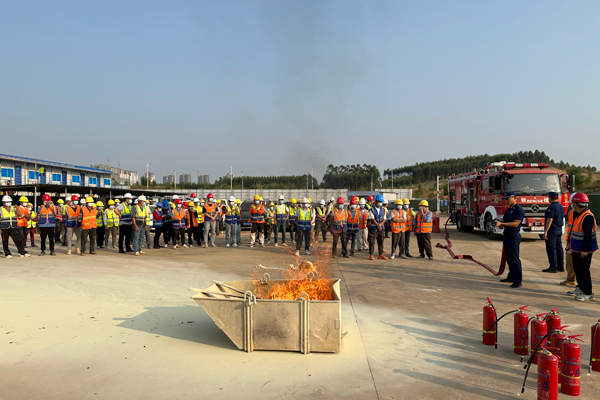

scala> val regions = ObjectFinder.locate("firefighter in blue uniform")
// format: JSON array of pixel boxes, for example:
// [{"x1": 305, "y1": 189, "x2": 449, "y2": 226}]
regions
[
  {"x1": 495, "y1": 191, "x2": 525, "y2": 288},
  {"x1": 542, "y1": 191, "x2": 565, "y2": 273}
]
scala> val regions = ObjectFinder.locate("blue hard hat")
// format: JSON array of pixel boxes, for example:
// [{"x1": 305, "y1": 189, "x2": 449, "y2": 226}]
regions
[
  {"x1": 162, "y1": 201, "x2": 169, "y2": 208},
  {"x1": 375, "y1": 195, "x2": 384, "y2": 202}
]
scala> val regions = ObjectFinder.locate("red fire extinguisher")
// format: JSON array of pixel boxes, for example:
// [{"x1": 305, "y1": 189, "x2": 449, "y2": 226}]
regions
[
  {"x1": 538, "y1": 349, "x2": 559, "y2": 400},
  {"x1": 561, "y1": 336, "x2": 583, "y2": 396},
  {"x1": 482, "y1": 297, "x2": 496, "y2": 346},
  {"x1": 590, "y1": 319, "x2": 600, "y2": 373},
  {"x1": 549, "y1": 326, "x2": 570, "y2": 384},
  {"x1": 531, "y1": 314, "x2": 548, "y2": 365},
  {"x1": 514, "y1": 306, "x2": 530, "y2": 355},
  {"x1": 545, "y1": 308, "x2": 560, "y2": 334}
]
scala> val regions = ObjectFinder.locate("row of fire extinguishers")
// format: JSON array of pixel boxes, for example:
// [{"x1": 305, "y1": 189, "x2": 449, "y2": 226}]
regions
[{"x1": 482, "y1": 297, "x2": 600, "y2": 399}]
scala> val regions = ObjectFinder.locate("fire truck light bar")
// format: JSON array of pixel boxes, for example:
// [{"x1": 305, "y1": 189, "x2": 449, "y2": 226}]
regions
[{"x1": 503, "y1": 163, "x2": 548, "y2": 170}]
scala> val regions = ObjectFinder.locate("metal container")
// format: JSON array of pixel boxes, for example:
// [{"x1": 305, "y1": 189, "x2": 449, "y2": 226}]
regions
[{"x1": 191, "y1": 279, "x2": 342, "y2": 353}]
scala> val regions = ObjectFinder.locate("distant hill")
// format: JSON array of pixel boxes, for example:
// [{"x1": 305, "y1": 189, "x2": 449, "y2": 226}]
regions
[{"x1": 383, "y1": 151, "x2": 598, "y2": 190}]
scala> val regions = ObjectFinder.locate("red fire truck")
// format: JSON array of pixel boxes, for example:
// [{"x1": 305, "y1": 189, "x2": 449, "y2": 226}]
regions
[{"x1": 448, "y1": 162, "x2": 573, "y2": 239}]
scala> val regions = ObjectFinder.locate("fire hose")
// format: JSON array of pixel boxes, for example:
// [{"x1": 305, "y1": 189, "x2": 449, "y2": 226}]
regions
[{"x1": 436, "y1": 217, "x2": 506, "y2": 276}]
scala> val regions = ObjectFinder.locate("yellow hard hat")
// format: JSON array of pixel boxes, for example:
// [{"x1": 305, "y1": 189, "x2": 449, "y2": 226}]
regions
[
  {"x1": 19, "y1": 196, "x2": 29, "y2": 203},
  {"x1": 254, "y1": 194, "x2": 260, "y2": 200},
  {"x1": 291, "y1": 198, "x2": 297, "y2": 204},
  {"x1": 115, "y1": 199, "x2": 120, "y2": 203},
  {"x1": 217, "y1": 199, "x2": 221, "y2": 204},
  {"x1": 402, "y1": 198, "x2": 410, "y2": 205},
  {"x1": 86, "y1": 196, "x2": 94, "y2": 203},
  {"x1": 107, "y1": 199, "x2": 115, "y2": 205},
  {"x1": 259, "y1": 196, "x2": 264, "y2": 201},
  {"x1": 57, "y1": 199, "x2": 64, "y2": 204},
  {"x1": 419, "y1": 200, "x2": 429, "y2": 207},
  {"x1": 395, "y1": 199, "x2": 403, "y2": 205},
  {"x1": 188, "y1": 201, "x2": 194, "y2": 206},
  {"x1": 269, "y1": 202, "x2": 274, "y2": 206},
  {"x1": 307, "y1": 197, "x2": 312, "y2": 203},
  {"x1": 235, "y1": 199, "x2": 241, "y2": 204},
  {"x1": 96, "y1": 201, "x2": 104, "y2": 207}
]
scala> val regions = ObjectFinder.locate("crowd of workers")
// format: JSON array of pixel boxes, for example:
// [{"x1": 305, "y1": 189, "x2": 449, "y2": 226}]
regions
[
  {"x1": 494, "y1": 190, "x2": 597, "y2": 301},
  {"x1": 0, "y1": 193, "x2": 435, "y2": 261}
]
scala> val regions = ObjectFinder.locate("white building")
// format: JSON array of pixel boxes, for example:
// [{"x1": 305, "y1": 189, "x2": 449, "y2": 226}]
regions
[
  {"x1": 144, "y1": 172, "x2": 155, "y2": 182},
  {"x1": 0, "y1": 153, "x2": 112, "y2": 188},
  {"x1": 90, "y1": 164, "x2": 138, "y2": 186}
]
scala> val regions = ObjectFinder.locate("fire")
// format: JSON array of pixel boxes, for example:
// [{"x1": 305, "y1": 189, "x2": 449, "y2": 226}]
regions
[{"x1": 254, "y1": 258, "x2": 334, "y2": 301}]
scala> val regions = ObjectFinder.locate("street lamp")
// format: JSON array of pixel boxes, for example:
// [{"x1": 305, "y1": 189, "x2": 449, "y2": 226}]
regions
[{"x1": 172, "y1": 169, "x2": 176, "y2": 190}]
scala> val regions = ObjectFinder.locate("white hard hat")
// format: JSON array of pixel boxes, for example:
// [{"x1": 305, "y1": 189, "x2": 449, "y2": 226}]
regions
[
  {"x1": 383, "y1": 199, "x2": 388, "y2": 204},
  {"x1": 359, "y1": 198, "x2": 366, "y2": 205},
  {"x1": 330, "y1": 197, "x2": 335, "y2": 202},
  {"x1": 138, "y1": 195, "x2": 147, "y2": 202},
  {"x1": 279, "y1": 195, "x2": 285, "y2": 200},
  {"x1": 2, "y1": 195, "x2": 11, "y2": 202},
  {"x1": 229, "y1": 196, "x2": 236, "y2": 202},
  {"x1": 124, "y1": 193, "x2": 133, "y2": 199},
  {"x1": 193, "y1": 198, "x2": 200, "y2": 203},
  {"x1": 302, "y1": 197, "x2": 309, "y2": 203},
  {"x1": 319, "y1": 199, "x2": 325, "y2": 205},
  {"x1": 172, "y1": 195, "x2": 179, "y2": 200}
]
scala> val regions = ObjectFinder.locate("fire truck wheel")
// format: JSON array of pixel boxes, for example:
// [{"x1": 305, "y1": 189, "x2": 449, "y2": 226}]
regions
[
  {"x1": 484, "y1": 215, "x2": 502, "y2": 240},
  {"x1": 456, "y1": 212, "x2": 473, "y2": 233}
]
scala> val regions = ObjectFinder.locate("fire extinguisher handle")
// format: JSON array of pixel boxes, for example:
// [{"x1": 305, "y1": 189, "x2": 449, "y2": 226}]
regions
[
  {"x1": 486, "y1": 297, "x2": 492, "y2": 305},
  {"x1": 568, "y1": 334, "x2": 584, "y2": 342}
]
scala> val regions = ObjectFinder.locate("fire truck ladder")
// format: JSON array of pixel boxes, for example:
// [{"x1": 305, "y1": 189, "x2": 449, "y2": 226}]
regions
[{"x1": 436, "y1": 217, "x2": 506, "y2": 276}]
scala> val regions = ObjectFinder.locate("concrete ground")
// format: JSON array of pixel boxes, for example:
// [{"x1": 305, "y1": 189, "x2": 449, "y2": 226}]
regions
[{"x1": 1, "y1": 224, "x2": 599, "y2": 400}]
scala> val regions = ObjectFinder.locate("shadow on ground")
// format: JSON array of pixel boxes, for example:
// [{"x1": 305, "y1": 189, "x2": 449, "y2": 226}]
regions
[{"x1": 113, "y1": 305, "x2": 237, "y2": 351}]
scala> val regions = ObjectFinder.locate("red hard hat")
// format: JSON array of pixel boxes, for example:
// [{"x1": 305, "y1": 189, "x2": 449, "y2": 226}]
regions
[
  {"x1": 367, "y1": 196, "x2": 374, "y2": 201},
  {"x1": 42, "y1": 194, "x2": 51, "y2": 202},
  {"x1": 572, "y1": 193, "x2": 589, "y2": 203},
  {"x1": 207, "y1": 193, "x2": 214, "y2": 199},
  {"x1": 337, "y1": 197, "x2": 345, "y2": 204},
  {"x1": 190, "y1": 193, "x2": 196, "y2": 198},
  {"x1": 351, "y1": 195, "x2": 358, "y2": 201},
  {"x1": 175, "y1": 199, "x2": 182, "y2": 205},
  {"x1": 71, "y1": 195, "x2": 79, "y2": 201},
  {"x1": 350, "y1": 198, "x2": 357, "y2": 205}
]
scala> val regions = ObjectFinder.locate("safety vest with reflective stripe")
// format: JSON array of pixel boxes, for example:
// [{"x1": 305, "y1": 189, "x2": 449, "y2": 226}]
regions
[
  {"x1": 226, "y1": 205, "x2": 239, "y2": 224},
  {"x1": 332, "y1": 209, "x2": 347, "y2": 232},
  {"x1": 405, "y1": 209, "x2": 414, "y2": 232},
  {"x1": 96, "y1": 210, "x2": 104, "y2": 227},
  {"x1": 0, "y1": 206, "x2": 18, "y2": 229},
  {"x1": 105, "y1": 209, "x2": 119, "y2": 227},
  {"x1": 153, "y1": 209, "x2": 164, "y2": 227},
  {"x1": 316, "y1": 207, "x2": 327, "y2": 223},
  {"x1": 369, "y1": 207, "x2": 385, "y2": 230},
  {"x1": 204, "y1": 203, "x2": 217, "y2": 220},
  {"x1": 358, "y1": 208, "x2": 368, "y2": 229},
  {"x1": 275, "y1": 204, "x2": 288, "y2": 223},
  {"x1": 17, "y1": 205, "x2": 28, "y2": 227},
  {"x1": 27, "y1": 211, "x2": 37, "y2": 228},
  {"x1": 134, "y1": 205, "x2": 148, "y2": 227},
  {"x1": 416, "y1": 211, "x2": 433, "y2": 234},
  {"x1": 119, "y1": 203, "x2": 132, "y2": 225},
  {"x1": 265, "y1": 208, "x2": 276, "y2": 225},
  {"x1": 194, "y1": 206, "x2": 203, "y2": 224},
  {"x1": 565, "y1": 209, "x2": 573, "y2": 244},
  {"x1": 346, "y1": 209, "x2": 360, "y2": 233},
  {"x1": 186, "y1": 208, "x2": 198, "y2": 228},
  {"x1": 66, "y1": 205, "x2": 81, "y2": 228},
  {"x1": 250, "y1": 204, "x2": 265, "y2": 223},
  {"x1": 297, "y1": 208, "x2": 312, "y2": 230},
  {"x1": 81, "y1": 207, "x2": 97, "y2": 230},
  {"x1": 145, "y1": 206, "x2": 151, "y2": 226},
  {"x1": 390, "y1": 209, "x2": 404, "y2": 233},
  {"x1": 38, "y1": 206, "x2": 57, "y2": 227},
  {"x1": 288, "y1": 206, "x2": 297, "y2": 223},
  {"x1": 171, "y1": 208, "x2": 186, "y2": 229},
  {"x1": 567, "y1": 209, "x2": 598, "y2": 253}
]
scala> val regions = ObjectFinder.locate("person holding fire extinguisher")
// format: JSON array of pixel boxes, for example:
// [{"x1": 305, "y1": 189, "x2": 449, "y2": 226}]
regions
[{"x1": 495, "y1": 191, "x2": 524, "y2": 288}]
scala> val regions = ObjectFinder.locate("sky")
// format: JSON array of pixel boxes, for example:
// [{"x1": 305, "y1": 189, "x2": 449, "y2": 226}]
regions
[{"x1": 1, "y1": 1, "x2": 599, "y2": 183}]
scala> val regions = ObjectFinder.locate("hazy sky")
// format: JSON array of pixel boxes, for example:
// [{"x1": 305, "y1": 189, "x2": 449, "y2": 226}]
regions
[{"x1": 1, "y1": 1, "x2": 599, "y2": 183}]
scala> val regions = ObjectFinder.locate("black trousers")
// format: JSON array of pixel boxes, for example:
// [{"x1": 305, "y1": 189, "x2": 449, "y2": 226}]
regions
[
  {"x1": 164, "y1": 224, "x2": 172, "y2": 243},
  {"x1": 573, "y1": 252, "x2": 593, "y2": 295},
  {"x1": 54, "y1": 221, "x2": 62, "y2": 242},
  {"x1": 39, "y1": 227, "x2": 55, "y2": 252},
  {"x1": 173, "y1": 227, "x2": 186, "y2": 245},
  {"x1": 96, "y1": 227, "x2": 105, "y2": 248},
  {"x1": 153, "y1": 226, "x2": 163, "y2": 247},
  {"x1": 416, "y1": 232, "x2": 433, "y2": 257},
  {"x1": 289, "y1": 222, "x2": 298, "y2": 242},
  {"x1": 405, "y1": 230, "x2": 412, "y2": 256},
  {"x1": 197, "y1": 224, "x2": 204, "y2": 245},
  {"x1": 315, "y1": 221, "x2": 327, "y2": 241},
  {"x1": 391, "y1": 231, "x2": 405, "y2": 256},
  {"x1": 187, "y1": 227, "x2": 195, "y2": 245},
  {"x1": 368, "y1": 229, "x2": 385, "y2": 256},
  {"x1": 119, "y1": 225, "x2": 133, "y2": 252},
  {"x1": 2, "y1": 228, "x2": 27, "y2": 255},
  {"x1": 332, "y1": 231, "x2": 347, "y2": 256},
  {"x1": 296, "y1": 229, "x2": 311, "y2": 251}
]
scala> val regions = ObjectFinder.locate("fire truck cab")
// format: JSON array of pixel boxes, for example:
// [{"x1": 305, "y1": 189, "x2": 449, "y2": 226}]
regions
[{"x1": 448, "y1": 162, "x2": 572, "y2": 240}]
